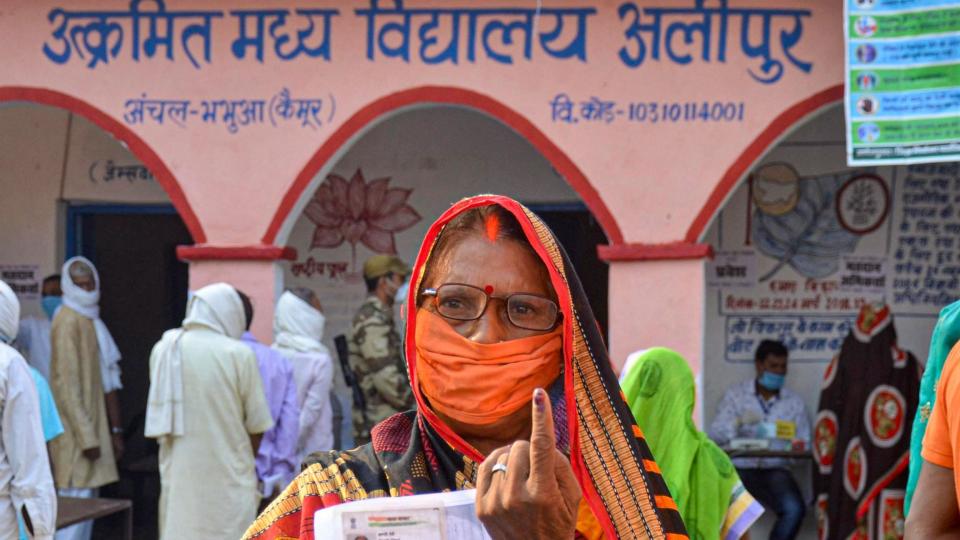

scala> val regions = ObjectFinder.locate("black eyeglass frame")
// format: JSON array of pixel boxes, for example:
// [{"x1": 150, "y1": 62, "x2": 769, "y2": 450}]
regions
[{"x1": 421, "y1": 283, "x2": 562, "y2": 331}]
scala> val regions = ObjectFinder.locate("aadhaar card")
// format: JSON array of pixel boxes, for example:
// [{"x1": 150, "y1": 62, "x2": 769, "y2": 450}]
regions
[
  {"x1": 341, "y1": 507, "x2": 445, "y2": 540},
  {"x1": 314, "y1": 489, "x2": 491, "y2": 540}
]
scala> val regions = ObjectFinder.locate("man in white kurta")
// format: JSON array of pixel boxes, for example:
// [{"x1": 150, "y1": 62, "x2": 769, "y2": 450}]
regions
[
  {"x1": 0, "y1": 280, "x2": 56, "y2": 540},
  {"x1": 272, "y1": 289, "x2": 334, "y2": 462},
  {"x1": 146, "y1": 283, "x2": 272, "y2": 540}
]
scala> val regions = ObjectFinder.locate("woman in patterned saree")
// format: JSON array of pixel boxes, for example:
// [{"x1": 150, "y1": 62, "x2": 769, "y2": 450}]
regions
[{"x1": 244, "y1": 195, "x2": 688, "y2": 540}]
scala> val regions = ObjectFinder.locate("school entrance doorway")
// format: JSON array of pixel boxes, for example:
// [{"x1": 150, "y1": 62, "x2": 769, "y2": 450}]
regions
[{"x1": 68, "y1": 204, "x2": 191, "y2": 539}]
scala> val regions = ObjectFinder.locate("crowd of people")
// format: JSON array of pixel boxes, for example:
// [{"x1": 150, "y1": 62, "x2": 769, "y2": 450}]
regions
[
  {"x1": 1, "y1": 194, "x2": 959, "y2": 539},
  {"x1": 0, "y1": 250, "x2": 414, "y2": 540}
]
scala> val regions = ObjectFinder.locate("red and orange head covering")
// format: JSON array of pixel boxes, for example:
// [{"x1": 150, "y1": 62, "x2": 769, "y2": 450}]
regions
[{"x1": 404, "y1": 195, "x2": 687, "y2": 539}]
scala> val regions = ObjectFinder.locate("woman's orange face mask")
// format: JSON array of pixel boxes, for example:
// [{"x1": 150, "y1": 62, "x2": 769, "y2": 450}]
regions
[
  {"x1": 416, "y1": 309, "x2": 562, "y2": 425},
  {"x1": 414, "y1": 234, "x2": 563, "y2": 427}
]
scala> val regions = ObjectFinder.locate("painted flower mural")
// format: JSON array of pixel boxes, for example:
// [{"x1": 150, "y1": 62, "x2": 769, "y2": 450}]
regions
[{"x1": 304, "y1": 169, "x2": 421, "y2": 269}]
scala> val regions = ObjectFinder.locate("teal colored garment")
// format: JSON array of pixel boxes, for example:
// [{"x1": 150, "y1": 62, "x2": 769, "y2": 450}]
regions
[
  {"x1": 905, "y1": 300, "x2": 960, "y2": 515},
  {"x1": 29, "y1": 366, "x2": 64, "y2": 442},
  {"x1": 19, "y1": 367, "x2": 63, "y2": 540}
]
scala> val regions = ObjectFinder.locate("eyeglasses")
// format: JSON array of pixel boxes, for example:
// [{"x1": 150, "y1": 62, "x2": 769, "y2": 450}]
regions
[{"x1": 422, "y1": 283, "x2": 560, "y2": 331}]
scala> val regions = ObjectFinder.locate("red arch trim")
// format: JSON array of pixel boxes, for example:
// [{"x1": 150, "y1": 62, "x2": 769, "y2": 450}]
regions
[
  {"x1": 261, "y1": 85, "x2": 625, "y2": 245},
  {"x1": 598, "y1": 241, "x2": 713, "y2": 261},
  {"x1": 0, "y1": 86, "x2": 206, "y2": 243},
  {"x1": 685, "y1": 84, "x2": 844, "y2": 243},
  {"x1": 176, "y1": 244, "x2": 297, "y2": 261}
]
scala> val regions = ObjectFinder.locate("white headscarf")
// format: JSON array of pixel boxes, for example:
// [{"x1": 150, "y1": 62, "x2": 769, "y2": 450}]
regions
[
  {"x1": 619, "y1": 348, "x2": 650, "y2": 384},
  {"x1": 61, "y1": 256, "x2": 101, "y2": 318},
  {"x1": 145, "y1": 283, "x2": 245, "y2": 439},
  {"x1": 0, "y1": 280, "x2": 20, "y2": 344},
  {"x1": 60, "y1": 256, "x2": 123, "y2": 391},
  {"x1": 273, "y1": 291, "x2": 327, "y2": 354}
]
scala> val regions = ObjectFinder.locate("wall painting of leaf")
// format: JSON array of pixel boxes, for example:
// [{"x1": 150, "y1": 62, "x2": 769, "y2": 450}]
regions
[{"x1": 753, "y1": 172, "x2": 861, "y2": 282}]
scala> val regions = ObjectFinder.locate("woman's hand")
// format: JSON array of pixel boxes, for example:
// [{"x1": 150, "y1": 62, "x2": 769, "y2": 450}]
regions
[{"x1": 476, "y1": 388, "x2": 582, "y2": 539}]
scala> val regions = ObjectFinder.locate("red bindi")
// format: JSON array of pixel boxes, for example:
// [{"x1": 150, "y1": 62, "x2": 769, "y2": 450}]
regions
[{"x1": 484, "y1": 285, "x2": 494, "y2": 295}]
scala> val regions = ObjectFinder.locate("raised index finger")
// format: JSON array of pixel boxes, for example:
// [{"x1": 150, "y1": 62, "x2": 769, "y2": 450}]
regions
[{"x1": 527, "y1": 387, "x2": 557, "y2": 490}]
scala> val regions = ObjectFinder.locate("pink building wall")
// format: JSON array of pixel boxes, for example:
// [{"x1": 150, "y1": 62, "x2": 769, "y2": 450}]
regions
[{"x1": 0, "y1": 0, "x2": 845, "y2": 370}]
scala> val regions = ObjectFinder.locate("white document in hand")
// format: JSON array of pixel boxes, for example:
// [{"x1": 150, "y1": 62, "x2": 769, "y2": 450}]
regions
[{"x1": 313, "y1": 489, "x2": 492, "y2": 540}]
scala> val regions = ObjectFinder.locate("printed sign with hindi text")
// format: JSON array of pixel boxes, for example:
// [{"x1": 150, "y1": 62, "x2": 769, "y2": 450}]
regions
[
  {"x1": 845, "y1": 0, "x2": 960, "y2": 165},
  {"x1": 0, "y1": 265, "x2": 41, "y2": 301}
]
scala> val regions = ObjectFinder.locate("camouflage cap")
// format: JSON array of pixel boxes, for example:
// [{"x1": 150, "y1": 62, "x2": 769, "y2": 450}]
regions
[{"x1": 363, "y1": 255, "x2": 410, "y2": 280}]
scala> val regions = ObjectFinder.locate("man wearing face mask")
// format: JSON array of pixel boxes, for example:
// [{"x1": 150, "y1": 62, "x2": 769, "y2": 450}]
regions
[
  {"x1": 709, "y1": 340, "x2": 811, "y2": 540},
  {"x1": 348, "y1": 255, "x2": 415, "y2": 445},
  {"x1": 14, "y1": 275, "x2": 63, "y2": 380}
]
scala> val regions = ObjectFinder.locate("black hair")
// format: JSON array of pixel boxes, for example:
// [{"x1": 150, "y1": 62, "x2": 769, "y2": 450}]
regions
[
  {"x1": 755, "y1": 339, "x2": 788, "y2": 363},
  {"x1": 436, "y1": 205, "x2": 529, "y2": 248},
  {"x1": 43, "y1": 274, "x2": 61, "y2": 285},
  {"x1": 236, "y1": 289, "x2": 254, "y2": 331}
]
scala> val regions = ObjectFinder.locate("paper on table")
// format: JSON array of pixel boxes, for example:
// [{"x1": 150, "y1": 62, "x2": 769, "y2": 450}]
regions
[{"x1": 314, "y1": 489, "x2": 492, "y2": 540}]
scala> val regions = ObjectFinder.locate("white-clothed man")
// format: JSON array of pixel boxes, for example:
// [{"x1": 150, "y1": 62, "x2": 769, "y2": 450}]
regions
[
  {"x1": 146, "y1": 283, "x2": 272, "y2": 540},
  {"x1": 14, "y1": 275, "x2": 63, "y2": 380},
  {"x1": 50, "y1": 258, "x2": 122, "y2": 540},
  {"x1": 0, "y1": 280, "x2": 57, "y2": 540},
  {"x1": 272, "y1": 289, "x2": 334, "y2": 461}
]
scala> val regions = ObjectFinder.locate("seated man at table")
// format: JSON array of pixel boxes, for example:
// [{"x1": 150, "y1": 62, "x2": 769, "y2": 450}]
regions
[{"x1": 709, "y1": 340, "x2": 811, "y2": 540}]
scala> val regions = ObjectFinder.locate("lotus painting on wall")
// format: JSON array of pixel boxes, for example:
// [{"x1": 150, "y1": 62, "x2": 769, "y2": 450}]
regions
[{"x1": 304, "y1": 168, "x2": 421, "y2": 271}]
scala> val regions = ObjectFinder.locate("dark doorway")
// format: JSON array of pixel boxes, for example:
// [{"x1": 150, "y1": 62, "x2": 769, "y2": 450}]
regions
[
  {"x1": 528, "y1": 204, "x2": 610, "y2": 339},
  {"x1": 68, "y1": 204, "x2": 191, "y2": 540}
]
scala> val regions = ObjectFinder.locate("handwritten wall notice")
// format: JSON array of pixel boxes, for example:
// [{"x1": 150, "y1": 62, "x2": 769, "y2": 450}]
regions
[
  {"x1": 845, "y1": 0, "x2": 960, "y2": 165},
  {"x1": 892, "y1": 162, "x2": 960, "y2": 309}
]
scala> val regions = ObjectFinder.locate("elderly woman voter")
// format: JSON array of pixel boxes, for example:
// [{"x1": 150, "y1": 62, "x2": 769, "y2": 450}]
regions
[{"x1": 244, "y1": 195, "x2": 688, "y2": 539}]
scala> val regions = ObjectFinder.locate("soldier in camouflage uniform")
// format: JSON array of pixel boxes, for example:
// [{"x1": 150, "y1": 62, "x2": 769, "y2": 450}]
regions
[{"x1": 349, "y1": 255, "x2": 415, "y2": 444}]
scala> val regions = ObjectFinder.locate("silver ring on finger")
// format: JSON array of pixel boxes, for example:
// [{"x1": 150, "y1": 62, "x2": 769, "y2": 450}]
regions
[{"x1": 491, "y1": 462, "x2": 508, "y2": 474}]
